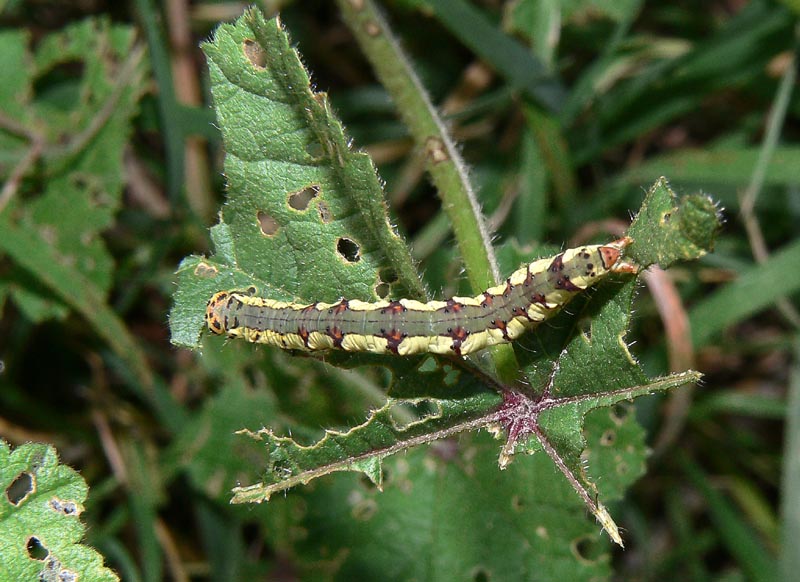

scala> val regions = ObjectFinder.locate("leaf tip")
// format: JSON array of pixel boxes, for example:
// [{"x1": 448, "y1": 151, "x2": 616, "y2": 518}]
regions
[{"x1": 594, "y1": 503, "x2": 624, "y2": 548}]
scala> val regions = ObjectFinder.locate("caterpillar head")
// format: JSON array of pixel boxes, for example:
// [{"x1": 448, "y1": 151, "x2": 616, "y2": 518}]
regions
[
  {"x1": 599, "y1": 237, "x2": 638, "y2": 274},
  {"x1": 205, "y1": 291, "x2": 231, "y2": 335}
]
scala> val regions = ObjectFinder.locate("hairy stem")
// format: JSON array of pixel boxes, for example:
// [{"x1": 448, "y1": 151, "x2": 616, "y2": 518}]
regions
[
  {"x1": 336, "y1": 0, "x2": 520, "y2": 381},
  {"x1": 336, "y1": 0, "x2": 498, "y2": 288}
]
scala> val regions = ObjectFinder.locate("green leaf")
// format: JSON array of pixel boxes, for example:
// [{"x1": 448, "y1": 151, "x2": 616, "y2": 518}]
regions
[
  {"x1": 0, "y1": 19, "x2": 152, "y2": 392},
  {"x1": 0, "y1": 18, "x2": 148, "y2": 322},
  {"x1": 626, "y1": 176, "x2": 722, "y2": 269},
  {"x1": 292, "y1": 440, "x2": 619, "y2": 580},
  {"x1": 622, "y1": 146, "x2": 800, "y2": 190},
  {"x1": 0, "y1": 440, "x2": 118, "y2": 582},
  {"x1": 230, "y1": 360, "x2": 502, "y2": 503},
  {"x1": 170, "y1": 8, "x2": 423, "y2": 349}
]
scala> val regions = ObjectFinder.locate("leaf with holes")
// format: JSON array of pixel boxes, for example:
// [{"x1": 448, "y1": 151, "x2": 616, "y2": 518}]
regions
[
  {"x1": 170, "y1": 8, "x2": 424, "y2": 349},
  {"x1": 0, "y1": 440, "x2": 118, "y2": 581},
  {"x1": 0, "y1": 19, "x2": 148, "y2": 323}
]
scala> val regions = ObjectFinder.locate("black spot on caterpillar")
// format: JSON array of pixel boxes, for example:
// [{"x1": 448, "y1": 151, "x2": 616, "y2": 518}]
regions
[{"x1": 205, "y1": 237, "x2": 636, "y2": 356}]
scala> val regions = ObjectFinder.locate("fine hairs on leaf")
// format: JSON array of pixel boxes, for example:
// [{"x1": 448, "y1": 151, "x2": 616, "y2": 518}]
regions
[{"x1": 171, "y1": 7, "x2": 721, "y2": 557}]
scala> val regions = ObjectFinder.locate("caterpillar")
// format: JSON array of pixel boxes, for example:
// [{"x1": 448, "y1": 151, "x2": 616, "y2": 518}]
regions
[{"x1": 205, "y1": 237, "x2": 636, "y2": 356}]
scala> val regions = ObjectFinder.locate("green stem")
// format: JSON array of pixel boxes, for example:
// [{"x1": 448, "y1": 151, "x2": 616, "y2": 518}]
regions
[
  {"x1": 337, "y1": 0, "x2": 497, "y2": 289},
  {"x1": 337, "y1": 0, "x2": 519, "y2": 381}
]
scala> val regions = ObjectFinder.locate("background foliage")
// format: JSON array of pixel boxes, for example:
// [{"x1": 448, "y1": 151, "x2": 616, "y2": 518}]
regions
[{"x1": 0, "y1": 1, "x2": 797, "y2": 580}]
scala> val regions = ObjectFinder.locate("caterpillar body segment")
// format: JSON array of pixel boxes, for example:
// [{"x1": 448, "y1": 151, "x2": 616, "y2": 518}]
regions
[{"x1": 205, "y1": 237, "x2": 635, "y2": 356}]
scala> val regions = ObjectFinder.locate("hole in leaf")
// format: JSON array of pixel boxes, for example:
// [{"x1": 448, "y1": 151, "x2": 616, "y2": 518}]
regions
[
  {"x1": 418, "y1": 357, "x2": 440, "y2": 374},
  {"x1": 270, "y1": 459, "x2": 293, "y2": 479},
  {"x1": 193, "y1": 262, "x2": 218, "y2": 278},
  {"x1": 471, "y1": 567, "x2": 491, "y2": 582},
  {"x1": 74, "y1": 174, "x2": 112, "y2": 208},
  {"x1": 49, "y1": 497, "x2": 79, "y2": 516},
  {"x1": 572, "y1": 534, "x2": 603, "y2": 564},
  {"x1": 599, "y1": 429, "x2": 616, "y2": 446},
  {"x1": 336, "y1": 237, "x2": 360, "y2": 262},
  {"x1": 42, "y1": 559, "x2": 76, "y2": 582},
  {"x1": 443, "y1": 366, "x2": 460, "y2": 386},
  {"x1": 360, "y1": 466, "x2": 390, "y2": 489},
  {"x1": 6, "y1": 472, "x2": 33, "y2": 505},
  {"x1": 375, "y1": 281, "x2": 390, "y2": 299},
  {"x1": 26, "y1": 536, "x2": 48, "y2": 561},
  {"x1": 305, "y1": 140, "x2": 324, "y2": 158},
  {"x1": 317, "y1": 200, "x2": 333, "y2": 223},
  {"x1": 33, "y1": 60, "x2": 84, "y2": 112},
  {"x1": 351, "y1": 497, "x2": 378, "y2": 521},
  {"x1": 578, "y1": 317, "x2": 592, "y2": 341},
  {"x1": 378, "y1": 267, "x2": 398, "y2": 284},
  {"x1": 610, "y1": 403, "x2": 631, "y2": 425},
  {"x1": 288, "y1": 184, "x2": 320, "y2": 211},
  {"x1": 257, "y1": 210, "x2": 279, "y2": 236},
  {"x1": 0, "y1": 360, "x2": 4, "y2": 374},
  {"x1": 242, "y1": 39, "x2": 266, "y2": 68}
]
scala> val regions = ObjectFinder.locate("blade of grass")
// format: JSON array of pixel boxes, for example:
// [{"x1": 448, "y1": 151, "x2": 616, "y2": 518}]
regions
[
  {"x1": 691, "y1": 392, "x2": 786, "y2": 420},
  {"x1": 513, "y1": 128, "x2": 547, "y2": 242},
  {"x1": 781, "y1": 337, "x2": 800, "y2": 582},
  {"x1": 665, "y1": 489, "x2": 712, "y2": 581},
  {"x1": 523, "y1": 104, "x2": 577, "y2": 227},
  {"x1": 0, "y1": 218, "x2": 153, "y2": 394},
  {"x1": 689, "y1": 238, "x2": 800, "y2": 347},
  {"x1": 133, "y1": 0, "x2": 182, "y2": 201},
  {"x1": 124, "y1": 441, "x2": 163, "y2": 582},
  {"x1": 739, "y1": 28, "x2": 800, "y2": 328},
  {"x1": 426, "y1": 0, "x2": 565, "y2": 111},
  {"x1": 622, "y1": 146, "x2": 800, "y2": 189},
  {"x1": 681, "y1": 455, "x2": 778, "y2": 582}
]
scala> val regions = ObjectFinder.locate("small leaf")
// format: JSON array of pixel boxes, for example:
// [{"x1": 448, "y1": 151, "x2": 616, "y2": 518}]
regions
[
  {"x1": 0, "y1": 440, "x2": 118, "y2": 582},
  {"x1": 231, "y1": 384, "x2": 501, "y2": 503},
  {"x1": 626, "y1": 176, "x2": 722, "y2": 269}
]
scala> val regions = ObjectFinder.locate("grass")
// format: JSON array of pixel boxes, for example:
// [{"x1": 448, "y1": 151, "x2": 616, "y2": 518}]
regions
[{"x1": 0, "y1": 0, "x2": 797, "y2": 580}]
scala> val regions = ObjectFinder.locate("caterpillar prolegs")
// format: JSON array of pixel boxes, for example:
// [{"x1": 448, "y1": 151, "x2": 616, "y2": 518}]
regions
[{"x1": 205, "y1": 237, "x2": 636, "y2": 356}]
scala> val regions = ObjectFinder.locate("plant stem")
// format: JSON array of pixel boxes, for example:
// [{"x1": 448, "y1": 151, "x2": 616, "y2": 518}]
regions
[
  {"x1": 337, "y1": 0, "x2": 519, "y2": 381},
  {"x1": 337, "y1": 0, "x2": 497, "y2": 289}
]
